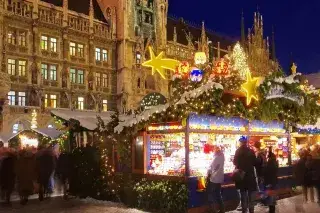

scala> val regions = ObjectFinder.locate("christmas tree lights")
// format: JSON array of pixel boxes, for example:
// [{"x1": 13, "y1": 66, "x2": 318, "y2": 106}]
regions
[
  {"x1": 231, "y1": 43, "x2": 250, "y2": 79},
  {"x1": 31, "y1": 109, "x2": 37, "y2": 129}
]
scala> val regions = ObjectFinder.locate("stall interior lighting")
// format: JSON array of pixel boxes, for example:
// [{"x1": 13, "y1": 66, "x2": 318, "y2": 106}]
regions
[{"x1": 148, "y1": 125, "x2": 183, "y2": 131}]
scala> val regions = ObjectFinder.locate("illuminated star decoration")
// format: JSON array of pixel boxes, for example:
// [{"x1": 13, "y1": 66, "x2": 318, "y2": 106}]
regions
[
  {"x1": 241, "y1": 72, "x2": 259, "y2": 105},
  {"x1": 142, "y1": 47, "x2": 180, "y2": 79}
]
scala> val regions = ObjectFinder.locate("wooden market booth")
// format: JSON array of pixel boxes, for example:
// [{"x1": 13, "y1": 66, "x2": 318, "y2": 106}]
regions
[{"x1": 132, "y1": 113, "x2": 295, "y2": 210}]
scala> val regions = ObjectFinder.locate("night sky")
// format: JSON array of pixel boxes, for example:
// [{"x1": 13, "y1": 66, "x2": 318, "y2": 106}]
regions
[{"x1": 168, "y1": 0, "x2": 320, "y2": 74}]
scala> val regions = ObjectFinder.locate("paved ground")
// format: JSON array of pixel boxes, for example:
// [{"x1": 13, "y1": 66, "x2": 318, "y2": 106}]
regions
[{"x1": 0, "y1": 195, "x2": 319, "y2": 213}]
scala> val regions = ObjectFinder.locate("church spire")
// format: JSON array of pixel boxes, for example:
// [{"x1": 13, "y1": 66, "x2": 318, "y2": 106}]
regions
[
  {"x1": 89, "y1": 0, "x2": 94, "y2": 18},
  {"x1": 241, "y1": 10, "x2": 246, "y2": 46},
  {"x1": 271, "y1": 26, "x2": 276, "y2": 60},
  {"x1": 201, "y1": 21, "x2": 207, "y2": 49}
]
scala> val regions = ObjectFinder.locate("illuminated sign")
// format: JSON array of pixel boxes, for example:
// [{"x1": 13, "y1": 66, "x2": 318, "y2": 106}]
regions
[
  {"x1": 189, "y1": 115, "x2": 247, "y2": 131},
  {"x1": 147, "y1": 125, "x2": 183, "y2": 131}
]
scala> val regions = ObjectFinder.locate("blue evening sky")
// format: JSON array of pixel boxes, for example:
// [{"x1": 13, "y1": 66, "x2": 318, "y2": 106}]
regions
[{"x1": 168, "y1": 0, "x2": 320, "y2": 74}]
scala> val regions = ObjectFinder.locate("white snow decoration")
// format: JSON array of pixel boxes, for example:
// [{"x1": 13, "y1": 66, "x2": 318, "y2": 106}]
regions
[
  {"x1": 114, "y1": 80, "x2": 223, "y2": 133},
  {"x1": 297, "y1": 118, "x2": 320, "y2": 130},
  {"x1": 266, "y1": 85, "x2": 304, "y2": 106},
  {"x1": 273, "y1": 73, "x2": 299, "y2": 85},
  {"x1": 51, "y1": 109, "x2": 118, "y2": 130}
]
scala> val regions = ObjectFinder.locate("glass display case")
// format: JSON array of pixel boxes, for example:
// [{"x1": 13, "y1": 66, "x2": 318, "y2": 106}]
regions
[{"x1": 147, "y1": 132, "x2": 185, "y2": 176}]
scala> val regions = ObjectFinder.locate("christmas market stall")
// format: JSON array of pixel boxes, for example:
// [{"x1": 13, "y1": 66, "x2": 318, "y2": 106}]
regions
[
  {"x1": 110, "y1": 42, "x2": 320, "y2": 211},
  {"x1": 3, "y1": 128, "x2": 65, "y2": 149}
]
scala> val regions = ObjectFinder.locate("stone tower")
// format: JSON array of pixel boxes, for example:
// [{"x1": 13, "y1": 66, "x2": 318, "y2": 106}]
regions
[
  {"x1": 246, "y1": 12, "x2": 279, "y2": 77},
  {"x1": 97, "y1": 0, "x2": 170, "y2": 112}
]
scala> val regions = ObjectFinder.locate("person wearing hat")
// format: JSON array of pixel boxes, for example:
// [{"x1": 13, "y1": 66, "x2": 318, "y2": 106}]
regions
[
  {"x1": 207, "y1": 145, "x2": 225, "y2": 213},
  {"x1": 233, "y1": 136, "x2": 258, "y2": 213}
]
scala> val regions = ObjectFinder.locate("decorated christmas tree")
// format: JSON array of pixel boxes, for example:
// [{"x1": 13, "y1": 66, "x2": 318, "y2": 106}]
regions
[{"x1": 31, "y1": 109, "x2": 37, "y2": 129}]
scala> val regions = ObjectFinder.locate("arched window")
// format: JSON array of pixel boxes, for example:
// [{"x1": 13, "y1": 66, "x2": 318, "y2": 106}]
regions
[
  {"x1": 145, "y1": 75, "x2": 155, "y2": 90},
  {"x1": 48, "y1": 124, "x2": 54, "y2": 129},
  {"x1": 136, "y1": 52, "x2": 142, "y2": 64}
]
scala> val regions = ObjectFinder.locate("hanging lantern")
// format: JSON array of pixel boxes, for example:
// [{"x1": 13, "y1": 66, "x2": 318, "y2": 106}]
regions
[
  {"x1": 190, "y1": 68, "x2": 203, "y2": 82},
  {"x1": 213, "y1": 58, "x2": 230, "y2": 76},
  {"x1": 194, "y1": 52, "x2": 207, "y2": 65},
  {"x1": 177, "y1": 61, "x2": 190, "y2": 74},
  {"x1": 197, "y1": 176, "x2": 206, "y2": 191}
]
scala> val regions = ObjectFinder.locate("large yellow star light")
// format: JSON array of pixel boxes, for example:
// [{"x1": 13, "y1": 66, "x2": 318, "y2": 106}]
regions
[
  {"x1": 142, "y1": 47, "x2": 180, "y2": 79},
  {"x1": 241, "y1": 72, "x2": 259, "y2": 105}
]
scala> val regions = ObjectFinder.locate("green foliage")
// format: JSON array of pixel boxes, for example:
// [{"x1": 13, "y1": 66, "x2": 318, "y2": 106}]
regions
[{"x1": 132, "y1": 179, "x2": 188, "y2": 213}]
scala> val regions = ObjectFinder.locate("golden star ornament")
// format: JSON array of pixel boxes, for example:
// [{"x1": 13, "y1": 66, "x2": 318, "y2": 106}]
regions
[
  {"x1": 142, "y1": 47, "x2": 180, "y2": 79},
  {"x1": 241, "y1": 72, "x2": 259, "y2": 105}
]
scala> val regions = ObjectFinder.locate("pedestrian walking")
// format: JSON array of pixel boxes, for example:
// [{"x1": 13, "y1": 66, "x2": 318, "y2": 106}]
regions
[
  {"x1": 0, "y1": 149, "x2": 16, "y2": 205},
  {"x1": 263, "y1": 148, "x2": 279, "y2": 213},
  {"x1": 56, "y1": 151, "x2": 72, "y2": 200},
  {"x1": 15, "y1": 148, "x2": 36, "y2": 205},
  {"x1": 206, "y1": 145, "x2": 225, "y2": 213},
  {"x1": 36, "y1": 145, "x2": 56, "y2": 201},
  {"x1": 233, "y1": 136, "x2": 258, "y2": 213},
  {"x1": 305, "y1": 153, "x2": 315, "y2": 202},
  {"x1": 253, "y1": 141, "x2": 266, "y2": 191}
]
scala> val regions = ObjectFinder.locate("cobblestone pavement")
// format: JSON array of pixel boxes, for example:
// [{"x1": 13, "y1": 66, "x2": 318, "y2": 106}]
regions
[{"x1": 0, "y1": 195, "x2": 319, "y2": 213}]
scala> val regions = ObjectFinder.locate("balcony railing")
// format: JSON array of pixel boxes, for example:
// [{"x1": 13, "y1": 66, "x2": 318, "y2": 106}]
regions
[{"x1": 6, "y1": 0, "x2": 33, "y2": 18}]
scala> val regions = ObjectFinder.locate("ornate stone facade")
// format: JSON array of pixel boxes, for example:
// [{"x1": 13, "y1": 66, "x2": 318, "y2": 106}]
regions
[
  {"x1": 0, "y1": 0, "x2": 116, "y2": 133},
  {"x1": 0, "y1": 0, "x2": 234, "y2": 134}
]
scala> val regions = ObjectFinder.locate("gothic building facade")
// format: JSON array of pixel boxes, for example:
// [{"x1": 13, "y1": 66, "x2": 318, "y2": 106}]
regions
[
  {"x1": 0, "y1": 0, "x2": 277, "y2": 135},
  {"x1": 0, "y1": 0, "x2": 234, "y2": 134}
]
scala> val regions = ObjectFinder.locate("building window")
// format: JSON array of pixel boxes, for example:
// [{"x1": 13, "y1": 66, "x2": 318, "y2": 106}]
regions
[
  {"x1": 78, "y1": 44, "x2": 84, "y2": 57},
  {"x1": 95, "y1": 48, "x2": 101, "y2": 61},
  {"x1": 7, "y1": 30, "x2": 16, "y2": 45},
  {"x1": 8, "y1": 91, "x2": 15, "y2": 106},
  {"x1": 50, "y1": 38, "x2": 57, "y2": 52},
  {"x1": 102, "y1": 49, "x2": 108, "y2": 61},
  {"x1": 7, "y1": 59, "x2": 16, "y2": 75},
  {"x1": 78, "y1": 70, "x2": 84, "y2": 84},
  {"x1": 78, "y1": 97, "x2": 84, "y2": 110},
  {"x1": 50, "y1": 65, "x2": 57, "y2": 81},
  {"x1": 102, "y1": 100, "x2": 108, "y2": 112},
  {"x1": 18, "y1": 32, "x2": 26, "y2": 46},
  {"x1": 136, "y1": 52, "x2": 141, "y2": 64},
  {"x1": 50, "y1": 95, "x2": 57, "y2": 108},
  {"x1": 137, "y1": 78, "x2": 141, "y2": 88},
  {"x1": 70, "y1": 68, "x2": 76, "y2": 83},
  {"x1": 41, "y1": 64, "x2": 48, "y2": 80},
  {"x1": 41, "y1": 36, "x2": 48, "y2": 50},
  {"x1": 70, "y1": 42, "x2": 76, "y2": 56},
  {"x1": 95, "y1": 73, "x2": 101, "y2": 87},
  {"x1": 102, "y1": 74, "x2": 108, "y2": 88},
  {"x1": 18, "y1": 92, "x2": 26, "y2": 106},
  {"x1": 45, "y1": 94, "x2": 48, "y2": 107},
  {"x1": 18, "y1": 60, "x2": 26, "y2": 76}
]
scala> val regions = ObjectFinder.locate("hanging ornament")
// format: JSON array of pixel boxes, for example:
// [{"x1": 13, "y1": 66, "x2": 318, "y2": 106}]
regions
[
  {"x1": 241, "y1": 72, "x2": 259, "y2": 105},
  {"x1": 213, "y1": 58, "x2": 230, "y2": 76},
  {"x1": 142, "y1": 47, "x2": 181, "y2": 79},
  {"x1": 190, "y1": 68, "x2": 203, "y2": 82},
  {"x1": 194, "y1": 52, "x2": 207, "y2": 65},
  {"x1": 177, "y1": 61, "x2": 190, "y2": 74}
]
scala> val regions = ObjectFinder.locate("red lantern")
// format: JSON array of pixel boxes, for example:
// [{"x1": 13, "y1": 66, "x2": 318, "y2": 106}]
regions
[{"x1": 213, "y1": 58, "x2": 230, "y2": 76}]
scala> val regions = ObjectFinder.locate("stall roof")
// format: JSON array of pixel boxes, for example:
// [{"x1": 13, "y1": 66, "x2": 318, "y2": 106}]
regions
[
  {"x1": 51, "y1": 109, "x2": 116, "y2": 130},
  {"x1": 0, "y1": 132, "x2": 21, "y2": 143},
  {"x1": 32, "y1": 128, "x2": 64, "y2": 139}
]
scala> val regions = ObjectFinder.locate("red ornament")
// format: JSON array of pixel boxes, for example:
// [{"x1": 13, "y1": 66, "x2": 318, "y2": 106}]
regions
[
  {"x1": 213, "y1": 58, "x2": 230, "y2": 76},
  {"x1": 204, "y1": 144, "x2": 214, "y2": 154}
]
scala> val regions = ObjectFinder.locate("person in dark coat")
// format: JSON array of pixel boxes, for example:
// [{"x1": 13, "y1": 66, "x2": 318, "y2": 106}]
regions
[
  {"x1": 0, "y1": 150, "x2": 16, "y2": 204},
  {"x1": 263, "y1": 149, "x2": 279, "y2": 213},
  {"x1": 56, "y1": 152, "x2": 72, "y2": 199},
  {"x1": 293, "y1": 149, "x2": 307, "y2": 187},
  {"x1": 15, "y1": 148, "x2": 36, "y2": 205},
  {"x1": 36, "y1": 146, "x2": 56, "y2": 201},
  {"x1": 233, "y1": 136, "x2": 258, "y2": 213},
  {"x1": 305, "y1": 153, "x2": 315, "y2": 202},
  {"x1": 253, "y1": 141, "x2": 266, "y2": 191}
]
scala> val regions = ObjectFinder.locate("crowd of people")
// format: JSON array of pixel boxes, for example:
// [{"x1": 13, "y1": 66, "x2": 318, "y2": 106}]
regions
[
  {"x1": 293, "y1": 145, "x2": 320, "y2": 203},
  {"x1": 206, "y1": 137, "x2": 279, "y2": 213},
  {"x1": 0, "y1": 141, "x2": 71, "y2": 206}
]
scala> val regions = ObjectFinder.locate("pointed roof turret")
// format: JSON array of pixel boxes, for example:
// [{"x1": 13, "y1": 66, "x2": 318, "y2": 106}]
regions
[{"x1": 200, "y1": 21, "x2": 207, "y2": 50}]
